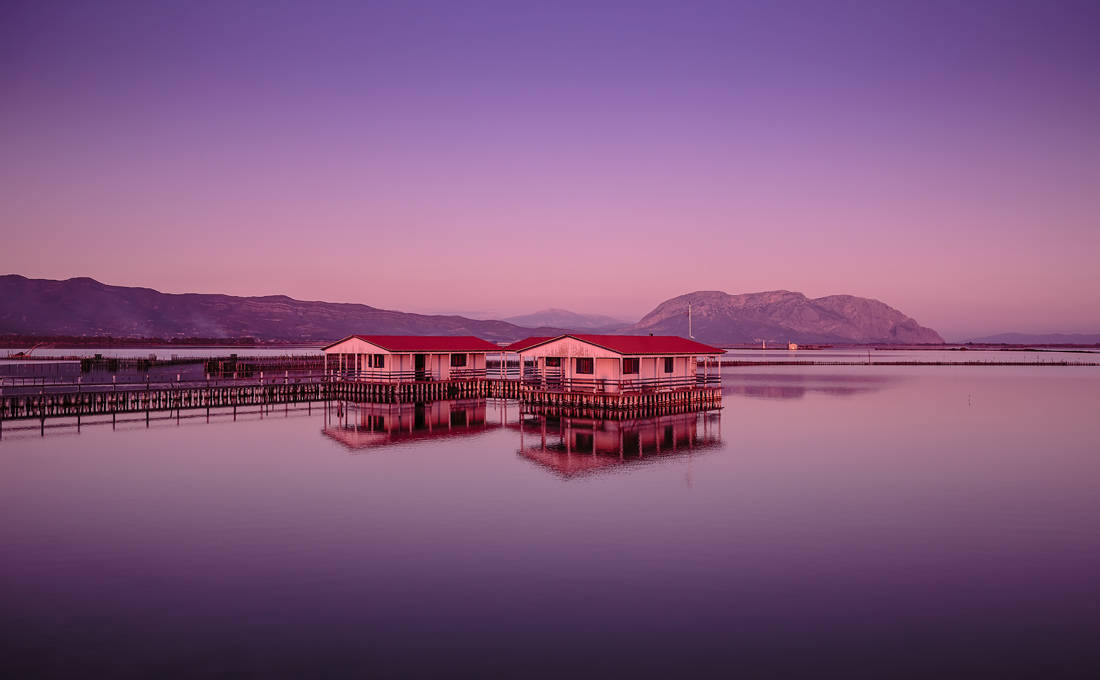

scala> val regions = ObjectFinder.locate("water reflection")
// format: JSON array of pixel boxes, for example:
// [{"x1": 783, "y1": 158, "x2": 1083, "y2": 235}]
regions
[
  {"x1": 321, "y1": 399, "x2": 500, "y2": 450},
  {"x1": 514, "y1": 408, "x2": 722, "y2": 478},
  {"x1": 3, "y1": 367, "x2": 1100, "y2": 677},
  {"x1": 724, "y1": 371, "x2": 903, "y2": 400},
  {"x1": 319, "y1": 398, "x2": 724, "y2": 478}
]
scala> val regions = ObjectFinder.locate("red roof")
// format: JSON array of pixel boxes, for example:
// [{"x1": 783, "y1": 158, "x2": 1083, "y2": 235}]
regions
[
  {"x1": 515, "y1": 334, "x2": 724, "y2": 355},
  {"x1": 322, "y1": 335, "x2": 500, "y2": 352},
  {"x1": 501, "y1": 336, "x2": 554, "y2": 352}
]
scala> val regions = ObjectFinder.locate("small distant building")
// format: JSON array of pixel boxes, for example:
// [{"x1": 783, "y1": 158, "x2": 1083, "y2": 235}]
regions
[
  {"x1": 321, "y1": 335, "x2": 499, "y2": 381},
  {"x1": 507, "y1": 334, "x2": 724, "y2": 393},
  {"x1": 787, "y1": 341, "x2": 798, "y2": 351}
]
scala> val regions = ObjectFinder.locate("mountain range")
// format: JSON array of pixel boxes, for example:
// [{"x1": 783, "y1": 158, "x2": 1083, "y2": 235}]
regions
[
  {"x1": 502, "y1": 308, "x2": 627, "y2": 330},
  {"x1": 1, "y1": 275, "x2": 945, "y2": 345},
  {"x1": 0, "y1": 275, "x2": 561, "y2": 343}
]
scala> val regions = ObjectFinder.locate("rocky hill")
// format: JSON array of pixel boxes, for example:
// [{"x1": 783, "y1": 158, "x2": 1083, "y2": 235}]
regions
[{"x1": 630, "y1": 290, "x2": 943, "y2": 344}]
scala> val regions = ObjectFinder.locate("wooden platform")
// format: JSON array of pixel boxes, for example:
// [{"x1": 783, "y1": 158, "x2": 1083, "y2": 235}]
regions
[
  {"x1": 0, "y1": 377, "x2": 721, "y2": 430},
  {"x1": 517, "y1": 385, "x2": 721, "y2": 411},
  {"x1": 333, "y1": 378, "x2": 522, "y2": 401}
]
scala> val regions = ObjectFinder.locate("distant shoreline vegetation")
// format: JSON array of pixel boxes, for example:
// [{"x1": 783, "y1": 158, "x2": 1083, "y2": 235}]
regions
[{"x1": 0, "y1": 335, "x2": 323, "y2": 349}]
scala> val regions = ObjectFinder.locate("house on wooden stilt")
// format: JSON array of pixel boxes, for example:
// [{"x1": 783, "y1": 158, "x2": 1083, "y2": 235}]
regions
[
  {"x1": 321, "y1": 335, "x2": 500, "y2": 382},
  {"x1": 505, "y1": 334, "x2": 725, "y2": 393}
]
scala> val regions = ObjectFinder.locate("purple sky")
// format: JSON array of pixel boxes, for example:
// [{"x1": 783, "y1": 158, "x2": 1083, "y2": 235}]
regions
[{"x1": 2, "y1": 0, "x2": 1098, "y2": 339}]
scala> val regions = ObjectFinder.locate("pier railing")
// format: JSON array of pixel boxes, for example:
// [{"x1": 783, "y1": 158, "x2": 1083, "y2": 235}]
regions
[
  {"x1": 448, "y1": 368, "x2": 488, "y2": 380},
  {"x1": 0, "y1": 373, "x2": 333, "y2": 396},
  {"x1": 335, "y1": 368, "x2": 489, "y2": 382},
  {"x1": 521, "y1": 374, "x2": 721, "y2": 394}
]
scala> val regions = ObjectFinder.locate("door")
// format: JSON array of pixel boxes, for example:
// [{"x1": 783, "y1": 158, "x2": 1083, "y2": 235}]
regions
[{"x1": 414, "y1": 354, "x2": 427, "y2": 381}]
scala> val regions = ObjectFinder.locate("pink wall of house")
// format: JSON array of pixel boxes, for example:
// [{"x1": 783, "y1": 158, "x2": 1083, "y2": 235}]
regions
[
  {"x1": 322, "y1": 337, "x2": 486, "y2": 379},
  {"x1": 518, "y1": 337, "x2": 707, "y2": 391}
]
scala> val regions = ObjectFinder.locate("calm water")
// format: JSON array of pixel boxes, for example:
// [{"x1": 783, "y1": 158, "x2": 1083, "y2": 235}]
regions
[{"x1": 2, "y1": 366, "x2": 1099, "y2": 678}]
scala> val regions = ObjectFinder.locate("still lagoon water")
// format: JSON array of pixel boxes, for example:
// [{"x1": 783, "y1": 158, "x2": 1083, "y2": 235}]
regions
[{"x1": 2, "y1": 365, "x2": 1099, "y2": 677}]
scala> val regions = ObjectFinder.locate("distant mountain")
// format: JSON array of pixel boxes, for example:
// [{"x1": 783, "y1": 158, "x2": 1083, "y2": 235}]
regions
[
  {"x1": 0, "y1": 275, "x2": 562, "y2": 343},
  {"x1": 0, "y1": 276, "x2": 947, "y2": 346},
  {"x1": 629, "y1": 290, "x2": 944, "y2": 344},
  {"x1": 503, "y1": 308, "x2": 629, "y2": 330},
  {"x1": 968, "y1": 332, "x2": 1100, "y2": 345}
]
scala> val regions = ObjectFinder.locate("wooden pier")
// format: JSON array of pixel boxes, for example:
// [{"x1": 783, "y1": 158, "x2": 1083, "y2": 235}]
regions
[
  {"x1": 334, "y1": 377, "x2": 524, "y2": 401},
  {"x1": 519, "y1": 397, "x2": 723, "y2": 421},
  {"x1": 517, "y1": 385, "x2": 721, "y2": 411},
  {"x1": 0, "y1": 379, "x2": 330, "y2": 424},
  {"x1": 0, "y1": 376, "x2": 721, "y2": 431}
]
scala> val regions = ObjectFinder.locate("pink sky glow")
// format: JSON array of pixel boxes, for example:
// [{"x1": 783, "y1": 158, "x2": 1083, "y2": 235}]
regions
[{"x1": 1, "y1": 1, "x2": 1098, "y2": 340}]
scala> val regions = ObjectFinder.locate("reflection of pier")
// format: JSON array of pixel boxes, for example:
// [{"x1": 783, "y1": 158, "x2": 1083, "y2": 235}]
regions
[
  {"x1": 514, "y1": 408, "x2": 722, "y2": 479},
  {"x1": 319, "y1": 399, "x2": 723, "y2": 477},
  {"x1": 321, "y1": 398, "x2": 505, "y2": 450}
]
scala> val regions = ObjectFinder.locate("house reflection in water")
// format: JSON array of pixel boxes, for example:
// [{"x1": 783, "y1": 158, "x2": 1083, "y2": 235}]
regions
[
  {"x1": 514, "y1": 408, "x2": 722, "y2": 479},
  {"x1": 321, "y1": 398, "x2": 503, "y2": 450},
  {"x1": 321, "y1": 398, "x2": 723, "y2": 476}
]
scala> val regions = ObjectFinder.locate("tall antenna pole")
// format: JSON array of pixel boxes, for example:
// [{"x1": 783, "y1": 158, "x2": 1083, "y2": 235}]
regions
[{"x1": 688, "y1": 302, "x2": 693, "y2": 338}]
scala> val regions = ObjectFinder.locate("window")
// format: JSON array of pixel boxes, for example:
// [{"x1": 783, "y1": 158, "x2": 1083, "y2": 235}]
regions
[
  {"x1": 664, "y1": 357, "x2": 674, "y2": 373},
  {"x1": 545, "y1": 357, "x2": 562, "y2": 368},
  {"x1": 374, "y1": 354, "x2": 385, "y2": 368},
  {"x1": 450, "y1": 354, "x2": 467, "y2": 367},
  {"x1": 623, "y1": 358, "x2": 639, "y2": 374},
  {"x1": 575, "y1": 357, "x2": 594, "y2": 374}
]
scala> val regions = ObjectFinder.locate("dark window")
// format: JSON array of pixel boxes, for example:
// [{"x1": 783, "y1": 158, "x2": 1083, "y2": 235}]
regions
[
  {"x1": 545, "y1": 357, "x2": 562, "y2": 368},
  {"x1": 450, "y1": 354, "x2": 467, "y2": 367},
  {"x1": 372, "y1": 354, "x2": 385, "y2": 368},
  {"x1": 623, "y1": 358, "x2": 639, "y2": 374},
  {"x1": 664, "y1": 357, "x2": 674, "y2": 373},
  {"x1": 575, "y1": 357, "x2": 594, "y2": 374}
]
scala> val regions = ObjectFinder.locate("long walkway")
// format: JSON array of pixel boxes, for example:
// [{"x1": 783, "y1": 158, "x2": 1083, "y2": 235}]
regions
[{"x1": 1, "y1": 375, "x2": 722, "y2": 424}]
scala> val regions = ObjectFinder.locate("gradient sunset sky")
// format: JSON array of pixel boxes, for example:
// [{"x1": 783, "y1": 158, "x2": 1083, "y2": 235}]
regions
[{"x1": 2, "y1": 0, "x2": 1097, "y2": 339}]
